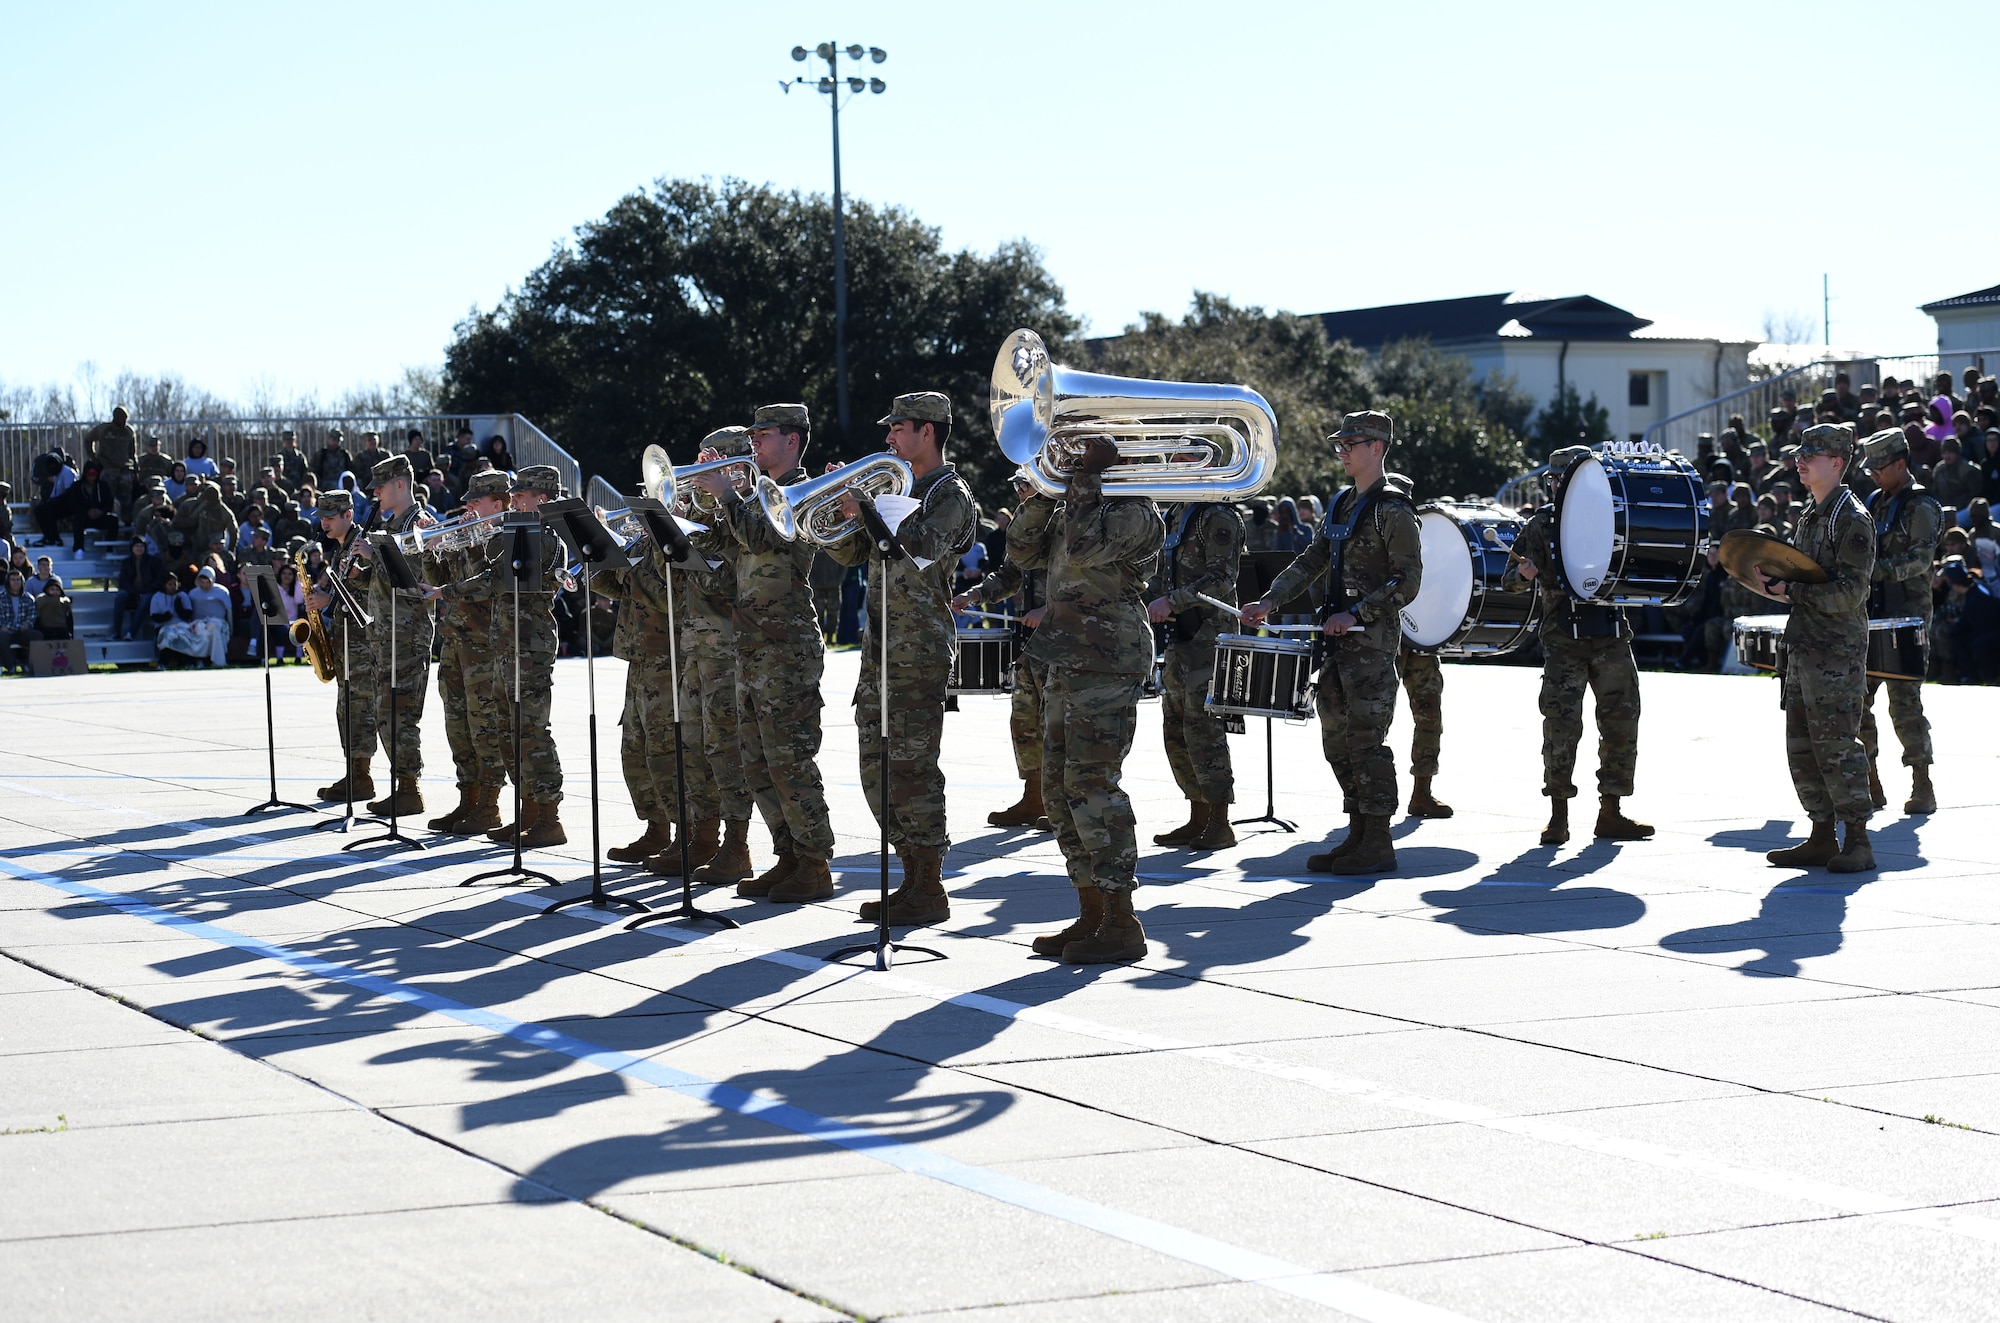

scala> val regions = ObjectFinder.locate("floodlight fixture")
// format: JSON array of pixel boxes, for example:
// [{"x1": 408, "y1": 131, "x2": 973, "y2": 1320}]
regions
[
  {"x1": 792, "y1": 46, "x2": 808, "y2": 61},
  {"x1": 869, "y1": 77, "x2": 885, "y2": 93},
  {"x1": 845, "y1": 44, "x2": 865, "y2": 60},
  {"x1": 816, "y1": 42, "x2": 833, "y2": 60},
  {"x1": 869, "y1": 46, "x2": 887, "y2": 63},
  {"x1": 847, "y1": 77, "x2": 865, "y2": 92}
]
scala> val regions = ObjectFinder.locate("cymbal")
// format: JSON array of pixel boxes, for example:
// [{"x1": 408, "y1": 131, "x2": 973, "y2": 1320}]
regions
[{"x1": 1719, "y1": 529, "x2": 1828, "y2": 594}]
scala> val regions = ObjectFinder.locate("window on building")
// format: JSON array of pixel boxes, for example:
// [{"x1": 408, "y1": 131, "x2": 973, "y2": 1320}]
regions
[{"x1": 1628, "y1": 373, "x2": 1650, "y2": 408}]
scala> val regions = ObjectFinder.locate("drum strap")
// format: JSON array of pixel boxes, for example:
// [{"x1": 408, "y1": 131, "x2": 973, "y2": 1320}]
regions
[
  {"x1": 1166, "y1": 503, "x2": 1218, "y2": 642},
  {"x1": 1318, "y1": 487, "x2": 1382, "y2": 617}
]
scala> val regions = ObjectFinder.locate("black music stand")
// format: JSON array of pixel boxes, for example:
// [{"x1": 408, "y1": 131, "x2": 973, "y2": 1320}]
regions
[
  {"x1": 345, "y1": 533, "x2": 426, "y2": 854},
  {"x1": 828, "y1": 495, "x2": 945, "y2": 970},
  {"x1": 314, "y1": 550, "x2": 375, "y2": 835},
  {"x1": 622, "y1": 498, "x2": 739, "y2": 933},
  {"x1": 535, "y1": 499, "x2": 650, "y2": 917},
  {"x1": 241, "y1": 565, "x2": 314, "y2": 818},
  {"x1": 1229, "y1": 551, "x2": 1308, "y2": 834},
  {"x1": 464, "y1": 515, "x2": 559, "y2": 887}
]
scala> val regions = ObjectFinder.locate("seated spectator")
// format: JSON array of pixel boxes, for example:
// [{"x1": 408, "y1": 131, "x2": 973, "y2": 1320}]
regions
[
  {"x1": 1981, "y1": 428, "x2": 2000, "y2": 502},
  {"x1": 65, "y1": 462, "x2": 120, "y2": 554},
  {"x1": 31, "y1": 449, "x2": 78, "y2": 547},
  {"x1": 338, "y1": 472, "x2": 374, "y2": 527},
  {"x1": 402, "y1": 428, "x2": 433, "y2": 480},
  {"x1": 236, "y1": 503, "x2": 274, "y2": 553},
  {"x1": 184, "y1": 566, "x2": 233, "y2": 667},
  {"x1": 34, "y1": 579, "x2": 74, "y2": 642},
  {"x1": 271, "y1": 499, "x2": 313, "y2": 548},
  {"x1": 273, "y1": 559, "x2": 305, "y2": 662},
  {"x1": 239, "y1": 527, "x2": 279, "y2": 570},
  {"x1": 217, "y1": 473, "x2": 247, "y2": 520},
  {"x1": 150, "y1": 574, "x2": 203, "y2": 666},
  {"x1": 315, "y1": 427, "x2": 354, "y2": 491},
  {"x1": 1968, "y1": 498, "x2": 2000, "y2": 582},
  {"x1": 163, "y1": 460, "x2": 190, "y2": 502},
  {"x1": 277, "y1": 430, "x2": 311, "y2": 492},
  {"x1": 25, "y1": 555, "x2": 58, "y2": 598},
  {"x1": 482, "y1": 434, "x2": 513, "y2": 471},
  {"x1": 1929, "y1": 438, "x2": 1977, "y2": 513},
  {"x1": 1, "y1": 569, "x2": 37, "y2": 674},
  {"x1": 0, "y1": 480, "x2": 13, "y2": 549},
  {"x1": 1271, "y1": 497, "x2": 1312, "y2": 553},
  {"x1": 136, "y1": 434, "x2": 175, "y2": 486},
  {"x1": 7, "y1": 545, "x2": 31, "y2": 583},
  {"x1": 445, "y1": 426, "x2": 480, "y2": 498},
  {"x1": 182, "y1": 436, "x2": 219, "y2": 481},
  {"x1": 114, "y1": 538, "x2": 166, "y2": 641},
  {"x1": 1942, "y1": 557, "x2": 2000, "y2": 684}
]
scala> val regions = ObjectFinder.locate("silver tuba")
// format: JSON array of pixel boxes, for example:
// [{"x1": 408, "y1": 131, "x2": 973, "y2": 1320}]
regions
[
  {"x1": 757, "y1": 452, "x2": 914, "y2": 545},
  {"x1": 990, "y1": 328, "x2": 1278, "y2": 500}
]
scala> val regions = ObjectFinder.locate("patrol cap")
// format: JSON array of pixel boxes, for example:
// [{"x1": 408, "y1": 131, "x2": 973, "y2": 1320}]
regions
[
  {"x1": 513, "y1": 464, "x2": 563, "y2": 496},
  {"x1": 327, "y1": 425, "x2": 345, "y2": 440},
  {"x1": 1788, "y1": 421, "x2": 1855, "y2": 460},
  {"x1": 750, "y1": 403, "x2": 810, "y2": 430},
  {"x1": 1940, "y1": 555, "x2": 1975, "y2": 585},
  {"x1": 1768, "y1": 405, "x2": 1789, "y2": 418},
  {"x1": 700, "y1": 425, "x2": 752, "y2": 457},
  {"x1": 877, "y1": 391, "x2": 952, "y2": 426},
  {"x1": 1548, "y1": 444, "x2": 1593, "y2": 470},
  {"x1": 317, "y1": 489, "x2": 354, "y2": 516},
  {"x1": 1329, "y1": 410, "x2": 1393, "y2": 446},
  {"x1": 1859, "y1": 428, "x2": 1909, "y2": 469},
  {"x1": 369, "y1": 454, "x2": 414, "y2": 490},
  {"x1": 280, "y1": 429, "x2": 296, "y2": 441},
  {"x1": 465, "y1": 470, "x2": 512, "y2": 500}
]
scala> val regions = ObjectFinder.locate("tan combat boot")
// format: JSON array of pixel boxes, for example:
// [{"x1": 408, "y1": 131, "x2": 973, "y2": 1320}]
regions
[
  {"x1": 520, "y1": 800, "x2": 567, "y2": 848},
  {"x1": 1032, "y1": 888, "x2": 1106, "y2": 957},
  {"x1": 369, "y1": 775, "x2": 424, "y2": 818},
  {"x1": 1593, "y1": 795, "x2": 1655, "y2": 841},
  {"x1": 1330, "y1": 815, "x2": 1397, "y2": 876},
  {"x1": 1306, "y1": 815, "x2": 1363, "y2": 872},
  {"x1": 1827, "y1": 819, "x2": 1876, "y2": 874},
  {"x1": 487, "y1": 792, "x2": 527, "y2": 843},
  {"x1": 318, "y1": 756, "x2": 373, "y2": 802},
  {"x1": 646, "y1": 818, "x2": 718, "y2": 875},
  {"x1": 737, "y1": 852, "x2": 794, "y2": 899},
  {"x1": 859, "y1": 847, "x2": 919, "y2": 922},
  {"x1": 1153, "y1": 801, "x2": 1207, "y2": 847},
  {"x1": 696, "y1": 819, "x2": 755, "y2": 886},
  {"x1": 769, "y1": 856, "x2": 835, "y2": 903},
  {"x1": 428, "y1": 784, "x2": 475, "y2": 833},
  {"x1": 1905, "y1": 765, "x2": 1936, "y2": 815},
  {"x1": 1187, "y1": 803, "x2": 1236, "y2": 850},
  {"x1": 1407, "y1": 775, "x2": 1454, "y2": 819},
  {"x1": 609, "y1": 819, "x2": 672, "y2": 863},
  {"x1": 1061, "y1": 889, "x2": 1147, "y2": 964},
  {"x1": 1866, "y1": 758, "x2": 1886, "y2": 809},
  {"x1": 453, "y1": 784, "x2": 504, "y2": 835},
  {"x1": 1540, "y1": 796, "x2": 1571, "y2": 846},
  {"x1": 884, "y1": 846, "x2": 949, "y2": 926},
  {"x1": 989, "y1": 772, "x2": 1046, "y2": 828},
  {"x1": 1766, "y1": 820, "x2": 1838, "y2": 867}
]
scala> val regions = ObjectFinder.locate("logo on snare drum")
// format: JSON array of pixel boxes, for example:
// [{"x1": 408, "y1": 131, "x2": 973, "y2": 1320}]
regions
[{"x1": 1230, "y1": 653, "x2": 1250, "y2": 703}]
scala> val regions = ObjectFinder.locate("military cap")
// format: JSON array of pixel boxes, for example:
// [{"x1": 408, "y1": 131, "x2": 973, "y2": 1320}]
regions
[
  {"x1": 513, "y1": 464, "x2": 563, "y2": 496},
  {"x1": 465, "y1": 469, "x2": 513, "y2": 500},
  {"x1": 368, "y1": 454, "x2": 415, "y2": 490},
  {"x1": 1329, "y1": 410, "x2": 1394, "y2": 446},
  {"x1": 1790, "y1": 421, "x2": 1855, "y2": 459},
  {"x1": 701, "y1": 425, "x2": 752, "y2": 457},
  {"x1": 1549, "y1": 444, "x2": 1593, "y2": 470},
  {"x1": 327, "y1": 425, "x2": 345, "y2": 440},
  {"x1": 280, "y1": 429, "x2": 296, "y2": 441},
  {"x1": 1859, "y1": 428, "x2": 1909, "y2": 468},
  {"x1": 317, "y1": 489, "x2": 354, "y2": 515},
  {"x1": 1768, "y1": 405, "x2": 1789, "y2": 418},
  {"x1": 361, "y1": 428, "x2": 381, "y2": 440},
  {"x1": 1940, "y1": 555, "x2": 1975, "y2": 585},
  {"x1": 877, "y1": 391, "x2": 952, "y2": 426},
  {"x1": 1817, "y1": 388, "x2": 1839, "y2": 402},
  {"x1": 750, "y1": 403, "x2": 810, "y2": 430}
]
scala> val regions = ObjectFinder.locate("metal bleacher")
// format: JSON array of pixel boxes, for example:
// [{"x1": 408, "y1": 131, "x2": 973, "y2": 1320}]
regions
[{"x1": 12, "y1": 520, "x2": 159, "y2": 667}]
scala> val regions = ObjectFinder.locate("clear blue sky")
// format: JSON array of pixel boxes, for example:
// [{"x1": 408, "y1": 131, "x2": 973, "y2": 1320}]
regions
[{"x1": 4, "y1": 0, "x2": 1991, "y2": 404}]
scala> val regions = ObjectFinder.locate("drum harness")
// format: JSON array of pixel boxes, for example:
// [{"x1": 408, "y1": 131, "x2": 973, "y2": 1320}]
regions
[
  {"x1": 1543, "y1": 503, "x2": 1624, "y2": 641},
  {"x1": 1163, "y1": 502, "x2": 1226, "y2": 644},
  {"x1": 1864, "y1": 483, "x2": 1937, "y2": 617},
  {"x1": 1314, "y1": 482, "x2": 1407, "y2": 671}
]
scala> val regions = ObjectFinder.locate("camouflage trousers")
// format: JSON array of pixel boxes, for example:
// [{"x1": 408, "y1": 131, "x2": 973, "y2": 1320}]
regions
[
  {"x1": 1317, "y1": 642, "x2": 1400, "y2": 817},
  {"x1": 1539, "y1": 635, "x2": 1639, "y2": 798},
  {"x1": 686, "y1": 623, "x2": 751, "y2": 822},
  {"x1": 619, "y1": 658, "x2": 684, "y2": 823},
  {"x1": 1162, "y1": 633, "x2": 1232, "y2": 803},
  {"x1": 1042, "y1": 669, "x2": 1143, "y2": 893},
  {"x1": 332, "y1": 630, "x2": 378, "y2": 758},
  {"x1": 1008, "y1": 646, "x2": 1046, "y2": 777},
  {"x1": 855, "y1": 663, "x2": 951, "y2": 850},
  {"x1": 439, "y1": 628, "x2": 507, "y2": 788},
  {"x1": 740, "y1": 640, "x2": 835, "y2": 862},
  {"x1": 1397, "y1": 645, "x2": 1443, "y2": 778},
  {"x1": 1861, "y1": 678, "x2": 1932, "y2": 768},
  {"x1": 493, "y1": 645, "x2": 563, "y2": 803},
  {"x1": 1785, "y1": 651, "x2": 1872, "y2": 822},
  {"x1": 368, "y1": 652, "x2": 428, "y2": 775}
]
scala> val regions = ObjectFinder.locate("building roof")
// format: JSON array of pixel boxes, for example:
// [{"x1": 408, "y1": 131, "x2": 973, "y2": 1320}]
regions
[
  {"x1": 1315, "y1": 292, "x2": 1654, "y2": 350},
  {"x1": 1920, "y1": 283, "x2": 2000, "y2": 314}
]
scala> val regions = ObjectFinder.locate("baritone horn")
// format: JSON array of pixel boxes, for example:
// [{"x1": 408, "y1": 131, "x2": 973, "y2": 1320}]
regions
[
  {"x1": 757, "y1": 452, "x2": 914, "y2": 545},
  {"x1": 989, "y1": 327, "x2": 1277, "y2": 500}
]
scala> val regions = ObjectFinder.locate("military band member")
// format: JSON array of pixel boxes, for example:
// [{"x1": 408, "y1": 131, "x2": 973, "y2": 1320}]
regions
[
  {"x1": 1505, "y1": 445, "x2": 1654, "y2": 847},
  {"x1": 1397, "y1": 645, "x2": 1452, "y2": 817},
  {"x1": 1856, "y1": 428, "x2": 1941, "y2": 815},
  {"x1": 348, "y1": 455, "x2": 436, "y2": 817},
  {"x1": 679, "y1": 428, "x2": 758, "y2": 884},
  {"x1": 954, "y1": 470, "x2": 1056, "y2": 831},
  {"x1": 597, "y1": 495, "x2": 691, "y2": 865},
  {"x1": 1148, "y1": 483, "x2": 1245, "y2": 850},
  {"x1": 305, "y1": 488, "x2": 378, "y2": 802},
  {"x1": 423, "y1": 470, "x2": 510, "y2": 835},
  {"x1": 1025, "y1": 437, "x2": 1164, "y2": 963},
  {"x1": 1244, "y1": 411, "x2": 1422, "y2": 876},
  {"x1": 825, "y1": 392, "x2": 976, "y2": 925},
  {"x1": 696, "y1": 403, "x2": 836, "y2": 902},
  {"x1": 1759, "y1": 423, "x2": 1877, "y2": 872}
]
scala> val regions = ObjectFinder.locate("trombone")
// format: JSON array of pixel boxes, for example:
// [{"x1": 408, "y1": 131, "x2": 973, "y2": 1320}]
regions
[{"x1": 757, "y1": 452, "x2": 914, "y2": 545}]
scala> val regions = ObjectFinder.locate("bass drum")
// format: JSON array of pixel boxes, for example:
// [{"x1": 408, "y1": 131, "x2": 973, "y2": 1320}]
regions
[
  {"x1": 1400, "y1": 500, "x2": 1542, "y2": 656},
  {"x1": 1555, "y1": 446, "x2": 1707, "y2": 607}
]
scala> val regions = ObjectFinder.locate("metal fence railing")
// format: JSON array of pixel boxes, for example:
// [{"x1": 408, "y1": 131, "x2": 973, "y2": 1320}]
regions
[
  {"x1": 0, "y1": 413, "x2": 580, "y2": 506},
  {"x1": 1641, "y1": 348, "x2": 2000, "y2": 457}
]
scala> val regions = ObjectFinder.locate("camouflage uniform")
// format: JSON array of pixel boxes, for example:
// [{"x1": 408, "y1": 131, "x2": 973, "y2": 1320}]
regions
[
  {"x1": 826, "y1": 461, "x2": 976, "y2": 849},
  {"x1": 320, "y1": 519, "x2": 377, "y2": 756},
  {"x1": 1156, "y1": 501, "x2": 1244, "y2": 803},
  {"x1": 680, "y1": 518, "x2": 752, "y2": 824},
  {"x1": 353, "y1": 498, "x2": 436, "y2": 772},
  {"x1": 1266, "y1": 476, "x2": 1424, "y2": 817},
  {"x1": 425, "y1": 518, "x2": 507, "y2": 793},
  {"x1": 82, "y1": 415, "x2": 138, "y2": 515},
  {"x1": 1782, "y1": 483, "x2": 1876, "y2": 822},
  {"x1": 966, "y1": 494, "x2": 1057, "y2": 779},
  {"x1": 594, "y1": 546, "x2": 688, "y2": 824},
  {"x1": 438, "y1": 513, "x2": 564, "y2": 803},
  {"x1": 1861, "y1": 479, "x2": 1942, "y2": 768},
  {"x1": 1505, "y1": 506, "x2": 1641, "y2": 798},
  {"x1": 1026, "y1": 471, "x2": 1164, "y2": 893},
  {"x1": 1396, "y1": 644, "x2": 1443, "y2": 778},
  {"x1": 718, "y1": 465, "x2": 834, "y2": 863}
]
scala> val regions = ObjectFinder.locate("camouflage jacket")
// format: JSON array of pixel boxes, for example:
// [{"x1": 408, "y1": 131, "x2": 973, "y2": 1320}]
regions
[
  {"x1": 718, "y1": 467, "x2": 819, "y2": 648},
  {"x1": 136, "y1": 452, "x2": 176, "y2": 482},
  {"x1": 1866, "y1": 481, "x2": 1943, "y2": 620},
  {"x1": 318, "y1": 524, "x2": 368, "y2": 652},
  {"x1": 968, "y1": 494, "x2": 1056, "y2": 610},
  {"x1": 680, "y1": 515, "x2": 738, "y2": 635},
  {"x1": 826, "y1": 462, "x2": 975, "y2": 673},
  {"x1": 593, "y1": 549, "x2": 677, "y2": 664},
  {"x1": 1506, "y1": 506, "x2": 1631, "y2": 643},
  {"x1": 433, "y1": 516, "x2": 556, "y2": 659},
  {"x1": 83, "y1": 420, "x2": 137, "y2": 470},
  {"x1": 1158, "y1": 501, "x2": 1245, "y2": 637},
  {"x1": 1783, "y1": 488, "x2": 1874, "y2": 656},
  {"x1": 1267, "y1": 477, "x2": 1422, "y2": 655},
  {"x1": 354, "y1": 502, "x2": 437, "y2": 668},
  {"x1": 1024, "y1": 472, "x2": 1163, "y2": 676},
  {"x1": 422, "y1": 531, "x2": 498, "y2": 641}
]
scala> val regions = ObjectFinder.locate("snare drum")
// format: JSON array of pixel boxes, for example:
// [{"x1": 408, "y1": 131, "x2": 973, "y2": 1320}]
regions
[
  {"x1": 1866, "y1": 616, "x2": 1926, "y2": 681},
  {"x1": 1554, "y1": 446, "x2": 1707, "y2": 607},
  {"x1": 1731, "y1": 614, "x2": 1788, "y2": 672},
  {"x1": 949, "y1": 629, "x2": 1016, "y2": 695},
  {"x1": 1205, "y1": 633, "x2": 1315, "y2": 722},
  {"x1": 1401, "y1": 500, "x2": 1542, "y2": 656}
]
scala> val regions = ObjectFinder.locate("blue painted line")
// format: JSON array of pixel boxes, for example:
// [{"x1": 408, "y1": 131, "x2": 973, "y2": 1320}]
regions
[{"x1": 0, "y1": 854, "x2": 1472, "y2": 1323}]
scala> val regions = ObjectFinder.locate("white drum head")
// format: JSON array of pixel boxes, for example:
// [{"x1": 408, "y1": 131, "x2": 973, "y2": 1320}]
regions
[
  {"x1": 1402, "y1": 510, "x2": 1475, "y2": 647},
  {"x1": 1558, "y1": 457, "x2": 1615, "y2": 598}
]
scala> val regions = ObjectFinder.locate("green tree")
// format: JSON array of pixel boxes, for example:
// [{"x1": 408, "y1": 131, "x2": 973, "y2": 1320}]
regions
[
  {"x1": 440, "y1": 177, "x2": 1077, "y2": 511},
  {"x1": 1528, "y1": 383, "x2": 1614, "y2": 459}
]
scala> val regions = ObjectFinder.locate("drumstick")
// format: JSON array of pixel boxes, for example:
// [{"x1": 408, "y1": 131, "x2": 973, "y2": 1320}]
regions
[
  {"x1": 1198, "y1": 593, "x2": 1358, "y2": 634},
  {"x1": 957, "y1": 608, "x2": 1020, "y2": 624}
]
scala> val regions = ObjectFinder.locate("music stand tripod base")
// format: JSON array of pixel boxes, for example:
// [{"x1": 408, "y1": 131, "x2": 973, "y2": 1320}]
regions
[
  {"x1": 242, "y1": 564, "x2": 316, "y2": 818},
  {"x1": 1231, "y1": 715, "x2": 1298, "y2": 833}
]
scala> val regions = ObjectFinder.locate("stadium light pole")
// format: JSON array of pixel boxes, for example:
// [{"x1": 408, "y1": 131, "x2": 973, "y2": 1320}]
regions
[{"x1": 784, "y1": 42, "x2": 887, "y2": 440}]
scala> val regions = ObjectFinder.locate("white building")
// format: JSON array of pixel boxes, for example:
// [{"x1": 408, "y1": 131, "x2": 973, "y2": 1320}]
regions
[
  {"x1": 1921, "y1": 283, "x2": 2000, "y2": 366},
  {"x1": 1315, "y1": 292, "x2": 1757, "y2": 443}
]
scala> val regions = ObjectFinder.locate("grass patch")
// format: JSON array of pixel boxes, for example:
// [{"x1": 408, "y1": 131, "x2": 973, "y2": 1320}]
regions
[{"x1": 1, "y1": 1114, "x2": 68, "y2": 1136}]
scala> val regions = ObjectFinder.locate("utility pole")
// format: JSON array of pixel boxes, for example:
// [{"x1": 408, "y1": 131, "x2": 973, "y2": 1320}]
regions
[
  {"x1": 1823, "y1": 273, "x2": 1830, "y2": 349},
  {"x1": 785, "y1": 43, "x2": 887, "y2": 440}
]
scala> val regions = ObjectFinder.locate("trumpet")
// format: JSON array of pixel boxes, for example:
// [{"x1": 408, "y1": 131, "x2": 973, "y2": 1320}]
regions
[
  {"x1": 757, "y1": 452, "x2": 914, "y2": 545},
  {"x1": 395, "y1": 509, "x2": 505, "y2": 556}
]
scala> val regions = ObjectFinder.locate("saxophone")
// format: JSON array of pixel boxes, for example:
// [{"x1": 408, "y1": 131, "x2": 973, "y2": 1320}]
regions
[{"x1": 291, "y1": 546, "x2": 337, "y2": 683}]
